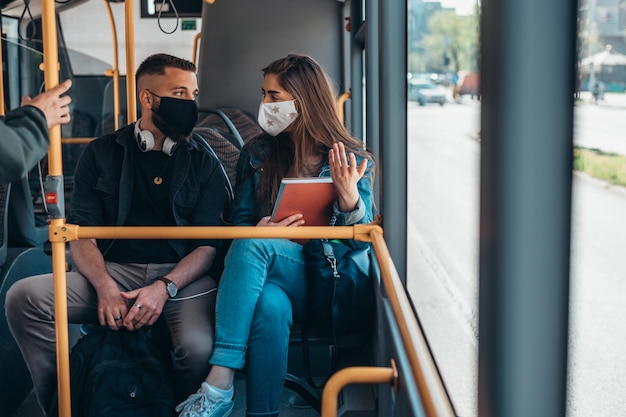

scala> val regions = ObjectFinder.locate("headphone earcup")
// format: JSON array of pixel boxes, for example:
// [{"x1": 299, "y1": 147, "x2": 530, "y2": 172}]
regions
[
  {"x1": 136, "y1": 130, "x2": 155, "y2": 152},
  {"x1": 162, "y1": 138, "x2": 177, "y2": 156}
]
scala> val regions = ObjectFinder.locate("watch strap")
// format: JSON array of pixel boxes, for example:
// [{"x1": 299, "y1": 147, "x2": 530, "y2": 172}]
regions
[
  {"x1": 157, "y1": 276, "x2": 173, "y2": 286},
  {"x1": 156, "y1": 276, "x2": 175, "y2": 297}
]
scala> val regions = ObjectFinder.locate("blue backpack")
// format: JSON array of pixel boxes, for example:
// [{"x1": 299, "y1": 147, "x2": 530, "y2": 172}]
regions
[{"x1": 48, "y1": 328, "x2": 176, "y2": 417}]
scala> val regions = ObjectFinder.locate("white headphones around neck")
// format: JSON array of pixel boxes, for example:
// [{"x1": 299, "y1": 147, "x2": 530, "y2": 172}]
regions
[{"x1": 134, "y1": 120, "x2": 177, "y2": 156}]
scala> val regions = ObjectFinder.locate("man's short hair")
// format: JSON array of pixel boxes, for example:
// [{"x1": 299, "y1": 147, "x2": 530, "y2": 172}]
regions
[{"x1": 135, "y1": 53, "x2": 196, "y2": 83}]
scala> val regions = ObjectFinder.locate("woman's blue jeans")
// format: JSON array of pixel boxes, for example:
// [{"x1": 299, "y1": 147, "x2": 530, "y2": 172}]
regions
[{"x1": 209, "y1": 238, "x2": 308, "y2": 416}]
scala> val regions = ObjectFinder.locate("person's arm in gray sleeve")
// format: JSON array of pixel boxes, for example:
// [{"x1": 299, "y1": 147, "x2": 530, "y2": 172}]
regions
[{"x1": 0, "y1": 80, "x2": 72, "y2": 185}]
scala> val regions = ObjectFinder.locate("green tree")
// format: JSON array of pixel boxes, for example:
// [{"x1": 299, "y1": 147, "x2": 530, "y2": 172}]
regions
[
  {"x1": 577, "y1": 17, "x2": 602, "y2": 64},
  {"x1": 420, "y1": 10, "x2": 479, "y2": 73}
]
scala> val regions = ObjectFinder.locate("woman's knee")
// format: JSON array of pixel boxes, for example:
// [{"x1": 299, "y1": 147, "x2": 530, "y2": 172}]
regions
[{"x1": 252, "y1": 285, "x2": 292, "y2": 331}]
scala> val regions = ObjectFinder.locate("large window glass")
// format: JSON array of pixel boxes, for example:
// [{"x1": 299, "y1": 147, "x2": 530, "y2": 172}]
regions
[
  {"x1": 569, "y1": 1, "x2": 626, "y2": 415},
  {"x1": 406, "y1": 0, "x2": 480, "y2": 415},
  {"x1": 407, "y1": 0, "x2": 625, "y2": 415}
]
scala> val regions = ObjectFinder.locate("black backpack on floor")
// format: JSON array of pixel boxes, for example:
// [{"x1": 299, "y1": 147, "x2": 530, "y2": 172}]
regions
[{"x1": 49, "y1": 327, "x2": 176, "y2": 417}]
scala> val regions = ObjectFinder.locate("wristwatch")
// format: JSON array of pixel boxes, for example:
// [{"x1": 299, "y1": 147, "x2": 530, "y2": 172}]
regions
[{"x1": 156, "y1": 276, "x2": 178, "y2": 298}]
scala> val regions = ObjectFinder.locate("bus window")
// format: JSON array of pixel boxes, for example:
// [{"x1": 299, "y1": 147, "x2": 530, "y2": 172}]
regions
[
  {"x1": 58, "y1": 1, "x2": 202, "y2": 75},
  {"x1": 407, "y1": 2, "x2": 480, "y2": 415},
  {"x1": 568, "y1": 2, "x2": 626, "y2": 415},
  {"x1": 1, "y1": 16, "x2": 25, "y2": 110}
]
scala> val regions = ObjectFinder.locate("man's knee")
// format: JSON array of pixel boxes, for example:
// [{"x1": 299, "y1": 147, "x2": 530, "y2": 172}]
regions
[
  {"x1": 171, "y1": 319, "x2": 213, "y2": 374},
  {"x1": 6, "y1": 276, "x2": 50, "y2": 324},
  {"x1": 171, "y1": 330, "x2": 213, "y2": 400}
]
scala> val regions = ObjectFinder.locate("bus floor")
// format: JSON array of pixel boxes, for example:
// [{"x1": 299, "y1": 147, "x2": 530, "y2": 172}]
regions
[{"x1": 13, "y1": 373, "x2": 321, "y2": 417}]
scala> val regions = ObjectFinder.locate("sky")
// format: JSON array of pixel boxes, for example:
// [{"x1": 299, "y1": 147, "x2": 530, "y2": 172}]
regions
[{"x1": 428, "y1": 0, "x2": 477, "y2": 16}]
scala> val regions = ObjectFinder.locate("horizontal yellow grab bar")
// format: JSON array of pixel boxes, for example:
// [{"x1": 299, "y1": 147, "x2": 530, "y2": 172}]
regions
[
  {"x1": 49, "y1": 224, "x2": 382, "y2": 244},
  {"x1": 321, "y1": 361, "x2": 397, "y2": 417}
]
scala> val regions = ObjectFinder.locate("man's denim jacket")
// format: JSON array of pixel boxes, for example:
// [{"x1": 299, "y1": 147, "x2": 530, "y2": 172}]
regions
[
  {"x1": 230, "y1": 135, "x2": 374, "y2": 226},
  {"x1": 68, "y1": 124, "x2": 227, "y2": 258}
]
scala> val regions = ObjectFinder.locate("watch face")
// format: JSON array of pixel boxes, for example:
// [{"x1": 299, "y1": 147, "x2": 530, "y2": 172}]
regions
[{"x1": 167, "y1": 283, "x2": 177, "y2": 298}]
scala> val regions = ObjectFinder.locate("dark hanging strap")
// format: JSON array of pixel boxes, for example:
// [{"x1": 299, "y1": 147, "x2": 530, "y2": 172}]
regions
[{"x1": 302, "y1": 239, "x2": 342, "y2": 389}]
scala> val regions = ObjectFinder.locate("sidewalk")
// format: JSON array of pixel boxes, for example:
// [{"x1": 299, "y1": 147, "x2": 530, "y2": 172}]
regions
[
  {"x1": 576, "y1": 91, "x2": 626, "y2": 108},
  {"x1": 574, "y1": 91, "x2": 626, "y2": 156}
]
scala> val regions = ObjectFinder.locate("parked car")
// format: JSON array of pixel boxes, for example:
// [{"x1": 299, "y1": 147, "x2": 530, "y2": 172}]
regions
[{"x1": 408, "y1": 79, "x2": 447, "y2": 106}]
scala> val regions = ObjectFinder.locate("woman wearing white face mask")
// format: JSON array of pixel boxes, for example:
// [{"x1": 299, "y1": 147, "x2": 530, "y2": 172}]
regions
[
  {"x1": 257, "y1": 97, "x2": 298, "y2": 137},
  {"x1": 176, "y1": 54, "x2": 376, "y2": 417}
]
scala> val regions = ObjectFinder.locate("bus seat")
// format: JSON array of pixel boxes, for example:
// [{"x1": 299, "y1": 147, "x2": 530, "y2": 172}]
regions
[
  {"x1": 193, "y1": 126, "x2": 241, "y2": 194},
  {"x1": 98, "y1": 77, "x2": 128, "y2": 136},
  {"x1": 197, "y1": 107, "x2": 262, "y2": 145},
  {"x1": 197, "y1": 108, "x2": 245, "y2": 149},
  {"x1": 8, "y1": 176, "x2": 48, "y2": 249}
]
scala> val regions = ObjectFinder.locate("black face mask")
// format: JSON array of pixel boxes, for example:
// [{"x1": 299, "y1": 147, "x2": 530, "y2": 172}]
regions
[{"x1": 148, "y1": 91, "x2": 198, "y2": 137}]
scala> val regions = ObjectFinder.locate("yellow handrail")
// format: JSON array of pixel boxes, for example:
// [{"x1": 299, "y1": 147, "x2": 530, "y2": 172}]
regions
[
  {"x1": 49, "y1": 224, "x2": 379, "y2": 243},
  {"x1": 192, "y1": 32, "x2": 201, "y2": 65},
  {"x1": 321, "y1": 361, "x2": 398, "y2": 417},
  {"x1": 40, "y1": 2, "x2": 72, "y2": 417},
  {"x1": 61, "y1": 138, "x2": 95, "y2": 145},
  {"x1": 104, "y1": 0, "x2": 121, "y2": 131},
  {"x1": 124, "y1": 0, "x2": 137, "y2": 123},
  {"x1": 337, "y1": 91, "x2": 351, "y2": 125}
]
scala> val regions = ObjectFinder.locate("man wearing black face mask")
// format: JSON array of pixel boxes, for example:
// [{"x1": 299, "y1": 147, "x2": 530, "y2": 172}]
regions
[
  {"x1": 6, "y1": 54, "x2": 228, "y2": 413},
  {"x1": 148, "y1": 89, "x2": 198, "y2": 143}
]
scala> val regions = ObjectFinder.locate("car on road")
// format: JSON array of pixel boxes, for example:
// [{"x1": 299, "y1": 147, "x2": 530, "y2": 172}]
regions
[{"x1": 408, "y1": 79, "x2": 447, "y2": 106}]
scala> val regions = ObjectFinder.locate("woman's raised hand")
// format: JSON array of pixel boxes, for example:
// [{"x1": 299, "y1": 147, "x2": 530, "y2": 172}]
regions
[{"x1": 329, "y1": 142, "x2": 367, "y2": 213}]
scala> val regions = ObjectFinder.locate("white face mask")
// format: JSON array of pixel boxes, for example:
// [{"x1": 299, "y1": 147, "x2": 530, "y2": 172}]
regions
[{"x1": 257, "y1": 100, "x2": 299, "y2": 136}]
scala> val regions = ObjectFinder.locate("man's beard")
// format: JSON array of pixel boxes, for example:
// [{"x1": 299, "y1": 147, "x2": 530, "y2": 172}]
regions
[{"x1": 152, "y1": 110, "x2": 191, "y2": 145}]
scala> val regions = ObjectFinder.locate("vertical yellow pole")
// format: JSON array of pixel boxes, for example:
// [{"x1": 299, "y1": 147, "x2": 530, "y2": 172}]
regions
[
  {"x1": 41, "y1": 1, "x2": 71, "y2": 417},
  {"x1": 0, "y1": 32, "x2": 5, "y2": 116},
  {"x1": 192, "y1": 32, "x2": 201, "y2": 65},
  {"x1": 125, "y1": 0, "x2": 136, "y2": 123},
  {"x1": 104, "y1": 0, "x2": 121, "y2": 131}
]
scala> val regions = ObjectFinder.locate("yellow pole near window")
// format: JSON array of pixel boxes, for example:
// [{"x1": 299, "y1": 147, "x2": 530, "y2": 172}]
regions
[
  {"x1": 41, "y1": 1, "x2": 72, "y2": 417},
  {"x1": 125, "y1": 0, "x2": 137, "y2": 123}
]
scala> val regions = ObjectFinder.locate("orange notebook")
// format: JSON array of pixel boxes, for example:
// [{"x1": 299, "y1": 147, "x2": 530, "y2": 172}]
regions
[{"x1": 270, "y1": 177, "x2": 336, "y2": 226}]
